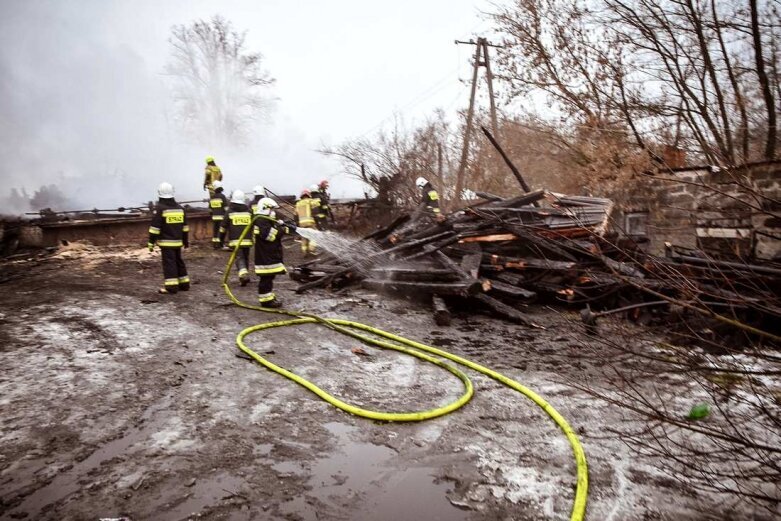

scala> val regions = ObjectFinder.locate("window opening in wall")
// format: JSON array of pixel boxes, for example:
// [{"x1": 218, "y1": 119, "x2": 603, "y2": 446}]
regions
[{"x1": 625, "y1": 212, "x2": 648, "y2": 237}]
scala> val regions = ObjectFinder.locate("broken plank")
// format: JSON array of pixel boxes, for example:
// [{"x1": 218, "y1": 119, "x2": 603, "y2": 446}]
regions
[
  {"x1": 473, "y1": 294, "x2": 540, "y2": 327},
  {"x1": 460, "y1": 253, "x2": 483, "y2": 278},
  {"x1": 460, "y1": 233, "x2": 518, "y2": 243},
  {"x1": 361, "y1": 278, "x2": 483, "y2": 297},
  {"x1": 487, "y1": 280, "x2": 537, "y2": 301},
  {"x1": 368, "y1": 267, "x2": 461, "y2": 282},
  {"x1": 432, "y1": 296, "x2": 452, "y2": 326}
]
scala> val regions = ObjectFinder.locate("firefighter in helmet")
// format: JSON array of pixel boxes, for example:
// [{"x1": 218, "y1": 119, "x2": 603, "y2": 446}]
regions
[
  {"x1": 415, "y1": 177, "x2": 445, "y2": 223},
  {"x1": 250, "y1": 185, "x2": 266, "y2": 215},
  {"x1": 309, "y1": 183, "x2": 327, "y2": 231},
  {"x1": 295, "y1": 188, "x2": 319, "y2": 255},
  {"x1": 209, "y1": 180, "x2": 228, "y2": 248},
  {"x1": 253, "y1": 197, "x2": 294, "y2": 307},
  {"x1": 203, "y1": 156, "x2": 223, "y2": 197},
  {"x1": 317, "y1": 179, "x2": 334, "y2": 227},
  {"x1": 220, "y1": 189, "x2": 254, "y2": 286},
  {"x1": 148, "y1": 182, "x2": 189, "y2": 294}
]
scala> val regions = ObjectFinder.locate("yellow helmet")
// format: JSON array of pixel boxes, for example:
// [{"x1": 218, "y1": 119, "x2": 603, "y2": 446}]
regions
[{"x1": 205, "y1": 155, "x2": 215, "y2": 163}]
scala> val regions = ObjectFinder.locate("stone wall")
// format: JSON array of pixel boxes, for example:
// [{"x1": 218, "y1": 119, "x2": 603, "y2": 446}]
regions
[{"x1": 609, "y1": 161, "x2": 780, "y2": 261}]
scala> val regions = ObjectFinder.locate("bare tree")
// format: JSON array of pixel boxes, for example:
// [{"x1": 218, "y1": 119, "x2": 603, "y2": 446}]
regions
[
  {"x1": 165, "y1": 15, "x2": 275, "y2": 147},
  {"x1": 492, "y1": 0, "x2": 781, "y2": 169},
  {"x1": 320, "y1": 112, "x2": 458, "y2": 211}
]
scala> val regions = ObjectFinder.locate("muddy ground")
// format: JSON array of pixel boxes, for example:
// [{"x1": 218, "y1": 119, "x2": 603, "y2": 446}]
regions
[{"x1": 0, "y1": 239, "x2": 774, "y2": 520}]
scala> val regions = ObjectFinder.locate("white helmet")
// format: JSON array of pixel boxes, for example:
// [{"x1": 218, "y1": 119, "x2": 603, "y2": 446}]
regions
[
  {"x1": 212, "y1": 180, "x2": 223, "y2": 190},
  {"x1": 258, "y1": 197, "x2": 278, "y2": 215},
  {"x1": 253, "y1": 185, "x2": 265, "y2": 196},
  {"x1": 415, "y1": 177, "x2": 428, "y2": 188},
  {"x1": 158, "y1": 182, "x2": 174, "y2": 198},
  {"x1": 310, "y1": 183, "x2": 319, "y2": 192},
  {"x1": 230, "y1": 189, "x2": 246, "y2": 204}
]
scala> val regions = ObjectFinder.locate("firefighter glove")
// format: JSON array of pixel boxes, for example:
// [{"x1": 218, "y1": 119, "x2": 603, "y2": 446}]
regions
[{"x1": 147, "y1": 242, "x2": 154, "y2": 252}]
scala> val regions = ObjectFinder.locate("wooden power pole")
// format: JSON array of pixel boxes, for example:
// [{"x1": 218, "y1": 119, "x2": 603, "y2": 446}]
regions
[{"x1": 453, "y1": 37, "x2": 501, "y2": 202}]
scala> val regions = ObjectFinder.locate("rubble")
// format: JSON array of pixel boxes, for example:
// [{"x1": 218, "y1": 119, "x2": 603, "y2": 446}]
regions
[{"x1": 291, "y1": 190, "x2": 781, "y2": 338}]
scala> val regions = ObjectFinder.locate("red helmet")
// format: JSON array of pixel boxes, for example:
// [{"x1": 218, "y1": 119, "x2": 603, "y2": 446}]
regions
[
  {"x1": 319, "y1": 179, "x2": 329, "y2": 189},
  {"x1": 301, "y1": 189, "x2": 311, "y2": 197}
]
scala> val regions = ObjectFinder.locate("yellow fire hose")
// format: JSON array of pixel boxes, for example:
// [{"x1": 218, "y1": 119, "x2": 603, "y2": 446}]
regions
[{"x1": 222, "y1": 218, "x2": 589, "y2": 520}]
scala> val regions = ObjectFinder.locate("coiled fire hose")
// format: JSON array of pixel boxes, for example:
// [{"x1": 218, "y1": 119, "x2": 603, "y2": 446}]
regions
[{"x1": 222, "y1": 218, "x2": 589, "y2": 520}]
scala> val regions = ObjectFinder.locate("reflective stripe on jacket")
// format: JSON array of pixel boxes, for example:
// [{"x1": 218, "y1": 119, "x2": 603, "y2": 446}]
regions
[
  {"x1": 424, "y1": 189, "x2": 441, "y2": 214},
  {"x1": 221, "y1": 204, "x2": 254, "y2": 247},
  {"x1": 148, "y1": 200, "x2": 188, "y2": 248},
  {"x1": 254, "y1": 215, "x2": 288, "y2": 274},
  {"x1": 209, "y1": 192, "x2": 227, "y2": 220}
]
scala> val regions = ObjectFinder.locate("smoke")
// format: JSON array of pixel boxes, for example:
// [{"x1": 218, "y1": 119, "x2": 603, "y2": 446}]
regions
[{"x1": 0, "y1": 1, "x2": 362, "y2": 216}]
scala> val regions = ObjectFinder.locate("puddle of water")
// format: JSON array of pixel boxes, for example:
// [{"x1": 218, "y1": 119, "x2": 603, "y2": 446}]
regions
[
  {"x1": 280, "y1": 422, "x2": 469, "y2": 521},
  {"x1": 154, "y1": 473, "x2": 245, "y2": 521},
  {"x1": 7, "y1": 398, "x2": 172, "y2": 519}
]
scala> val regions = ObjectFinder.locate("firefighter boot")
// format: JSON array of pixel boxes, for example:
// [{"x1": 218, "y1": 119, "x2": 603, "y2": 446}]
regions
[{"x1": 261, "y1": 297, "x2": 283, "y2": 308}]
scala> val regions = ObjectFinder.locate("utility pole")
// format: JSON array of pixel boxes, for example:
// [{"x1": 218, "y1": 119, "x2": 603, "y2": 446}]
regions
[{"x1": 453, "y1": 37, "x2": 501, "y2": 202}]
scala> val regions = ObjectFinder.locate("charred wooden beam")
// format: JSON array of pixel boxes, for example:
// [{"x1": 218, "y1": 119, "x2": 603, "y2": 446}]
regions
[
  {"x1": 487, "y1": 280, "x2": 537, "y2": 301},
  {"x1": 483, "y1": 253, "x2": 577, "y2": 271},
  {"x1": 460, "y1": 253, "x2": 483, "y2": 278},
  {"x1": 480, "y1": 126, "x2": 537, "y2": 201},
  {"x1": 473, "y1": 294, "x2": 538, "y2": 326},
  {"x1": 362, "y1": 278, "x2": 483, "y2": 297},
  {"x1": 432, "y1": 296, "x2": 452, "y2": 326},
  {"x1": 368, "y1": 267, "x2": 461, "y2": 282}
]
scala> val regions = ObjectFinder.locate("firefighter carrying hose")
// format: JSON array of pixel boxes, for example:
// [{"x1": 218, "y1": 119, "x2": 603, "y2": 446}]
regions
[
  {"x1": 203, "y1": 156, "x2": 223, "y2": 197},
  {"x1": 253, "y1": 197, "x2": 294, "y2": 307},
  {"x1": 415, "y1": 177, "x2": 446, "y2": 223},
  {"x1": 221, "y1": 189, "x2": 254, "y2": 286},
  {"x1": 209, "y1": 180, "x2": 228, "y2": 248},
  {"x1": 295, "y1": 188, "x2": 319, "y2": 256},
  {"x1": 148, "y1": 182, "x2": 190, "y2": 294}
]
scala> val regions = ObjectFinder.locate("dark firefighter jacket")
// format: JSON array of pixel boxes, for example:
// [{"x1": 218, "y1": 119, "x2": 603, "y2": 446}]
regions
[
  {"x1": 209, "y1": 190, "x2": 228, "y2": 221},
  {"x1": 422, "y1": 184, "x2": 441, "y2": 216},
  {"x1": 318, "y1": 189, "x2": 332, "y2": 219},
  {"x1": 148, "y1": 198, "x2": 189, "y2": 248},
  {"x1": 250, "y1": 195, "x2": 262, "y2": 215},
  {"x1": 311, "y1": 190, "x2": 327, "y2": 220},
  {"x1": 220, "y1": 203, "x2": 254, "y2": 247},
  {"x1": 253, "y1": 215, "x2": 289, "y2": 275}
]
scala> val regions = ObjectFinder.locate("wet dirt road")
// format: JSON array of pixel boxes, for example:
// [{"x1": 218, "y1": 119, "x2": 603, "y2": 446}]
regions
[{"x1": 0, "y1": 240, "x2": 771, "y2": 520}]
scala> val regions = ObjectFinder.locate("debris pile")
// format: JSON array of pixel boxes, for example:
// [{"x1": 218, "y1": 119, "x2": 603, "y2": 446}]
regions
[{"x1": 290, "y1": 190, "x2": 780, "y2": 336}]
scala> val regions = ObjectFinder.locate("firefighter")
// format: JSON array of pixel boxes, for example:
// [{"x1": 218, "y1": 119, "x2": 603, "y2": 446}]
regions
[
  {"x1": 220, "y1": 189, "x2": 254, "y2": 286},
  {"x1": 295, "y1": 189, "x2": 319, "y2": 255},
  {"x1": 317, "y1": 179, "x2": 335, "y2": 227},
  {"x1": 249, "y1": 185, "x2": 266, "y2": 214},
  {"x1": 147, "y1": 182, "x2": 189, "y2": 294},
  {"x1": 203, "y1": 156, "x2": 223, "y2": 197},
  {"x1": 209, "y1": 180, "x2": 228, "y2": 248},
  {"x1": 253, "y1": 197, "x2": 294, "y2": 307},
  {"x1": 415, "y1": 177, "x2": 446, "y2": 223},
  {"x1": 309, "y1": 183, "x2": 328, "y2": 231}
]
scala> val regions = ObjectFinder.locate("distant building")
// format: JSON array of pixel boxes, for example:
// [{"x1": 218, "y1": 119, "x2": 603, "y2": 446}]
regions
[{"x1": 610, "y1": 160, "x2": 780, "y2": 261}]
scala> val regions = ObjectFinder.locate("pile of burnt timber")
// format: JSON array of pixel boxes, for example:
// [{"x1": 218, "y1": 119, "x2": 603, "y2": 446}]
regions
[{"x1": 290, "y1": 190, "x2": 781, "y2": 335}]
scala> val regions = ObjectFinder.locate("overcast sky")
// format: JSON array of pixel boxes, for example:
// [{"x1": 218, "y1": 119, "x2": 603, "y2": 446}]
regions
[{"x1": 0, "y1": 0, "x2": 497, "y2": 209}]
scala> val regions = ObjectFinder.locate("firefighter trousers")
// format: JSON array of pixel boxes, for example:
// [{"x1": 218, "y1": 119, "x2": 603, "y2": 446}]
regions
[
  {"x1": 212, "y1": 220, "x2": 224, "y2": 246},
  {"x1": 235, "y1": 247, "x2": 251, "y2": 280},
  {"x1": 161, "y1": 247, "x2": 189, "y2": 293},
  {"x1": 258, "y1": 274, "x2": 277, "y2": 302}
]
